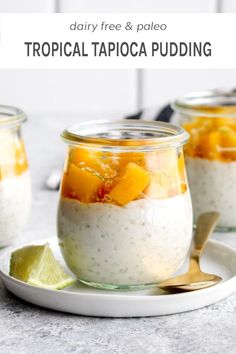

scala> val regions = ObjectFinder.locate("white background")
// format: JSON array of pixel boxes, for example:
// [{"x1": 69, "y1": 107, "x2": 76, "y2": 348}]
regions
[{"x1": 0, "y1": 0, "x2": 235, "y2": 117}]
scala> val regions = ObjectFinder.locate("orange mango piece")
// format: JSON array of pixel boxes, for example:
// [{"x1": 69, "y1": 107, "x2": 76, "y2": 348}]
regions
[
  {"x1": 188, "y1": 130, "x2": 202, "y2": 157},
  {"x1": 69, "y1": 147, "x2": 114, "y2": 179},
  {"x1": 61, "y1": 173, "x2": 70, "y2": 198},
  {"x1": 183, "y1": 114, "x2": 236, "y2": 161},
  {"x1": 200, "y1": 132, "x2": 221, "y2": 159},
  {"x1": 213, "y1": 117, "x2": 235, "y2": 128},
  {"x1": 108, "y1": 162, "x2": 150, "y2": 205},
  {"x1": 177, "y1": 153, "x2": 186, "y2": 182},
  {"x1": 15, "y1": 140, "x2": 28, "y2": 176},
  {"x1": 220, "y1": 127, "x2": 236, "y2": 160},
  {"x1": 115, "y1": 152, "x2": 146, "y2": 172},
  {"x1": 0, "y1": 139, "x2": 28, "y2": 181},
  {"x1": 66, "y1": 163, "x2": 104, "y2": 203},
  {"x1": 144, "y1": 151, "x2": 187, "y2": 199},
  {"x1": 197, "y1": 117, "x2": 213, "y2": 126},
  {"x1": 70, "y1": 147, "x2": 98, "y2": 166},
  {"x1": 182, "y1": 122, "x2": 197, "y2": 133}
]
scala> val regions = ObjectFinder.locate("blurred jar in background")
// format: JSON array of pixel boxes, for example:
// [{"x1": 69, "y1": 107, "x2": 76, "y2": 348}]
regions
[
  {"x1": 0, "y1": 106, "x2": 31, "y2": 247},
  {"x1": 173, "y1": 90, "x2": 236, "y2": 231}
]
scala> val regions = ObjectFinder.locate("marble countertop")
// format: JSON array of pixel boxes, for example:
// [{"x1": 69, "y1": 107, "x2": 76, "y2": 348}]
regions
[{"x1": 0, "y1": 115, "x2": 236, "y2": 354}]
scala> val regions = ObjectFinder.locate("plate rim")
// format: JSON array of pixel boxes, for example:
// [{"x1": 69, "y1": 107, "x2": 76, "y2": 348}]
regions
[{"x1": 0, "y1": 237, "x2": 236, "y2": 301}]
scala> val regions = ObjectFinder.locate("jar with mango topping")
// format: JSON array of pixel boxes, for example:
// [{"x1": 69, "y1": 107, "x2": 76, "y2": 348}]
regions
[
  {"x1": 57, "y1": 120, "x2": 192, "y2": 289},
  {"x1": 0, "y1": 106, "x2": 31, "y2": 247},
  {"x1": 173, "y1": 90, "x2": 236, "y2": 231}
]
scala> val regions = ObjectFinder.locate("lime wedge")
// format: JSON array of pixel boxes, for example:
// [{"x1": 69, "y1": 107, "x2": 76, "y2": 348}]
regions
[{"x1": 10, "y1": 244, "x2": 75, "y2": 290}]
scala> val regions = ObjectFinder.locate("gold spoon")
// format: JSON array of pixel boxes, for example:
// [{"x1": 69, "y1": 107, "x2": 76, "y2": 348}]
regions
[{"x1": 158, "y1": 212, "x2": 222, "y2": 293}]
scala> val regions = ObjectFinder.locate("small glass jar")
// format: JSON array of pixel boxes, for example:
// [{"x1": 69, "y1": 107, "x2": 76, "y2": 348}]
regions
[
  {"x1": 57, "y1": 120, "x2": 192, "y2": 290},
  {"x1": 0, "y1": 106, "x2": 31, "y2": 247},
  {"x1": 173, "y1": 90, "x2": 236, "y2": 231}
]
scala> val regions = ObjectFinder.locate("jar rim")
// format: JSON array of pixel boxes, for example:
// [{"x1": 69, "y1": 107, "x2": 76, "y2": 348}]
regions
[
  {"x1": 61, "y1": 120, "x2": 189, "y2": 151},
  {"x1": 172, "y1": 90, "x2": 236, "y2": 118},
  {"x1": 0, "y1": 105, "x2": 27, "y2": 127}
]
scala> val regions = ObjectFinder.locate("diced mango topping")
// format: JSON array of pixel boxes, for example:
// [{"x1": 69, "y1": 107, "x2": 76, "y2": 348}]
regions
[
  {"x1": 108, "y1": 163, "x2": 150, "y2": 205},
  {"x1": 69, "y1": 147, "x2": 115, "y2": 179},
  {"x1": 116, "y1": 152, "x2": 146, "y2": 172},
  {"x1": 15, "y1": 140, "x2": 28, "y2": 175},
  {"x1": 183, "y1": 116, "x2": 236, "y2": 161},
  {"x1": 62, "y1": 146, "x2": 187, "y2": 205},
  {"x1": 0, "y1": 138, "x2": 28, "y2": 181},
  {"x1": 144, "y1": 152, "x2": 187, "y2": 199},
  {"x1": 63, "y1": 164, "x2": 104, "y2": 203}
]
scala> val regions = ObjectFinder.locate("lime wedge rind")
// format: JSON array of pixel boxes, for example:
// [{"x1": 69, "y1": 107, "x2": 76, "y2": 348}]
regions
[
  {"x1": 27, "y1": 277, "x2": 75, "y2": 290},
  {"x1": 9, "y1": 243, "x2": 75, "y2": 290}
]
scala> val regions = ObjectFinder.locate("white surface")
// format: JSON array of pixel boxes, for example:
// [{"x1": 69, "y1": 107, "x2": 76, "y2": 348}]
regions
[
  {"x1": 0, "y1": 0, "x2": 221, "y2": 14},
  {"x1": 59, "y1": 0, "x2": 216, "y2": 13},
  {"x1": 221, "y1": 0, "x2": 236, "y2": 12},
  {"x1": 0, "y1": 1, "x2": 234, "y2": 115},
  {"x1": 0, "y1": 69, "x2": 137, "y2": 116},
  {"x1": 141, "y1": 69, "x2": 236, "y2": 109},
  {"x1": 0, "y1": 0, "x2": 55, "y2": 12},
  {"x1": 0, "y1": 238, "x2": 236, "y2": 317},
  {"x1": 1, "y1": 68, "x2": 236, "y2": 116}
]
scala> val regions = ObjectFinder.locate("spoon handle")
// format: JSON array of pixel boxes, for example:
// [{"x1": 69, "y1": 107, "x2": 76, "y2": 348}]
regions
[{"x1": 192, "y1": 212, "x2": 220, "y2": 256}]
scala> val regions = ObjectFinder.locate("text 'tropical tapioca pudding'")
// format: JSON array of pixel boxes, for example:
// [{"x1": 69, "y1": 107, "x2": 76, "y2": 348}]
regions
[
  {"x1": 57, "y1": 120, "x2": 193, "y2": 289},
  {"x1": 0, "y1": 106, "x2": 31, "y2": 247},
  {"x1": 173, "y1": 91, "x2": 236, "y2": 231}
]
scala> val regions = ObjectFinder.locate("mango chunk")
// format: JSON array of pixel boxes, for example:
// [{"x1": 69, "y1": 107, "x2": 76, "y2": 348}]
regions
[
  {"x1": 177, "y1": 153, "x2": 186, "y2": 182},
  {"x1": 144, "y1": 158, "x2": 186, "y2": 200},
  {"x1": 70, "y1": 147, "x2": 98, "y2": 167},
  {"x1": 66, "y1": 164, "x2": 104, "y2": 203},
  {"x1": 144, "y1": 172, "x2": 168, "y2": 199},
  {"x1": 15, "y1": 140, "x2": 28, "y2": 176},
  {"x1": 116, "y1": 152, "x2": 146, "y2": 172},
  {"x1": 145, "y1": 149, "x2": 177, "y2": 174},
  {"x1": 200, "y1": 132, "x2": 221, "y2": 159},
  {"x1": 70, "y1": 147, "x2": 114, "y2": 179},
  {"x1": 183, "y1": 114, "x2": 236, "y2": 161},
  {"x1": 108, "y1": 162, "x2": 150, "y2": 205},
  {"x1": 214, "y1": 117, "x2": 234, "y2": 128},
  {"x1": 0, "y1": 139, "x2": 28, "y2": 181},
  {"x1": 220, "y1": 127, "x2": 236, "y2": 160}
]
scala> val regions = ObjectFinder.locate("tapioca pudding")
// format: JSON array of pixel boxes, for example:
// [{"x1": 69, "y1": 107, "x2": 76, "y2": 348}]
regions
[
  {"x1": 0, "y1": 107, "x2": 31, "y2": 247},
  {"x1": 57, "y1": 120, "x2": 193, "y2": 289}
]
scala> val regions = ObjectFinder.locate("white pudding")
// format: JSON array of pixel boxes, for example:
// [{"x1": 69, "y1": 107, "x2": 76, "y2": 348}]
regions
[
  {"x1": 186, "y1": 156, "x2": 236, "y2": 228},
  {"x1": 57, "y1": 192, "x2": 192, "y2": 286},
  {"x1": 0, "y1": 171, "x2": 31, "y2": 247}
]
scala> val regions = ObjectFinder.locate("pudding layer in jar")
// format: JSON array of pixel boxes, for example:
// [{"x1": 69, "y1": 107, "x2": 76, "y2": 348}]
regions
[
  {"x1": 0, "y1": 108, "x2": 31, "y2": 247},
  {"x1": 185, "y1": 157, "x2": 236, "y2": 228},
  {"x1": 173, "y1": 91, "x2": 236, "y2": 231},
  {"x1": 57, "y1": 121, "x2": 192, "y2": 289}
]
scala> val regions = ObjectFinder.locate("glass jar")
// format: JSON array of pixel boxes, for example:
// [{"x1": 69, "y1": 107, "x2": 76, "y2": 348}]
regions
[
  {"x1": 57, "y1": 120, "x2": 192, "y2": 290},
  {"x1": 0, "y1": 106, "x2": 31, "y2": 247},
  {"x1": 173, "y1": 90, "x2": 236, "y2": 231}
]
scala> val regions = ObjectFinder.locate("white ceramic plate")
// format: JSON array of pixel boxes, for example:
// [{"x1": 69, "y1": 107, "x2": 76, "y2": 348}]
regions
[{"x1": 0, "y1": 238, "x2": 236, "y2": 317}]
